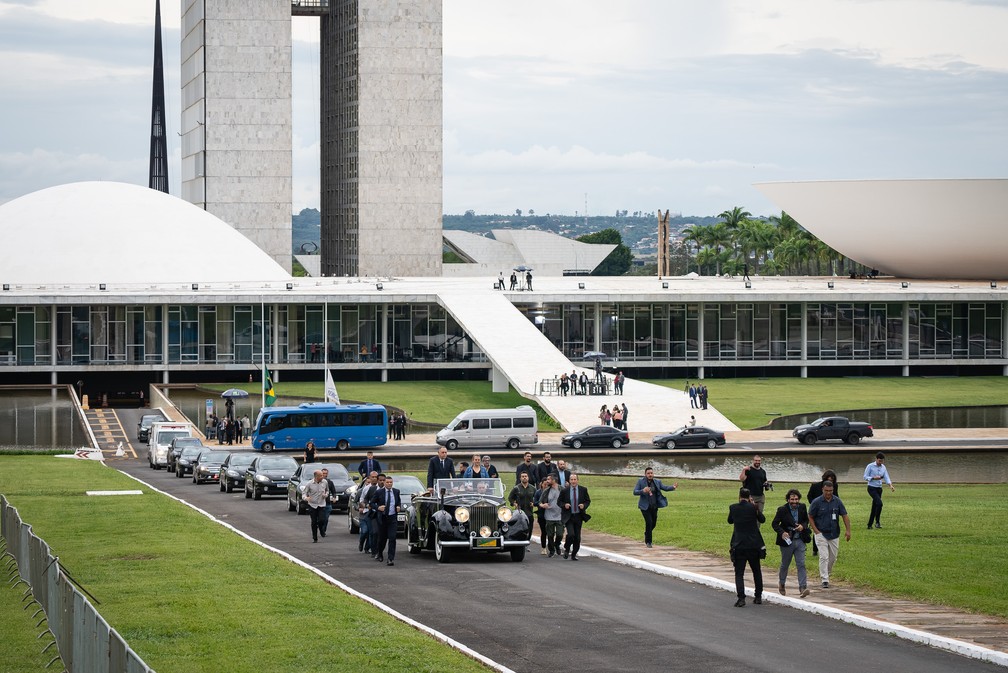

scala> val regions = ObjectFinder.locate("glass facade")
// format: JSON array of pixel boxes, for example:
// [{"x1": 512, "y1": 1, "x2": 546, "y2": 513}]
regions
[{"x1": 0, "y1": 300, "x2": 1002, "y2": 368}]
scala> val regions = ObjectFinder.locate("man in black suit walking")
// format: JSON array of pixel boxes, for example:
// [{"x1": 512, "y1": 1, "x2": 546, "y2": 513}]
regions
[
  {"x1": 558, "y1": 473, "x2": 591, "y2": 560},
  {"x1": 369, "y1": 474, "x2": 401, "y2": 566},
  {"x1": 771, "y1": 489, "x2": 812, "y2": 598},
  {"x1": 728, "y1": 487, "x2": 766, "y2": 607},
  {"x1": 357, "y1": 450, "x2": 381, "y2": 479},
  {"x1": 427, "y1": 446, "x2": 455, "y2": 489}
]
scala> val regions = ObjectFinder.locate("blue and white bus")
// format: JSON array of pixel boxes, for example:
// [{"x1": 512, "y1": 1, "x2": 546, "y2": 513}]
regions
[{"x1": 252, "y1": 403, "x2": 388, "y2": 452}]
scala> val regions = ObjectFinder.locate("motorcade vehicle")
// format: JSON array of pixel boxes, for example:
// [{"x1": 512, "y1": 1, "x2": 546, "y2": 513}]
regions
[
  {"x1": 251, "y1": 402, "x2": 388, "y2": 452},
  {"x1": 406, "y1": 478, "x2": 530, "y2": 563},
  {"x1": 652, "y1": 426, "x2": 726, "y2": 450},
  {"x1": 175, "y1": 446, "x2": 203, "y2": 478},
  {"x1": 435, "y1": 406, "x2": 538, "y2": 451},
  {"x1": 244, "y1": 455, "x2": 299, "y2": 500},
  {"x1": 287, "y1": 462, "x2": 356, "y2": 514},
  {"x1": 792, "y1": 416, "x2": 874, "y2": 445},
  {"x1": 147, "y1": 422, "x2": 195, "y2": 469},
  {"x1": 136, "y1": 413, "x2": 163, "y2": 442},
  {"x1": 167, "y1": 436, "x2": 205, "y2": 472},
  {"x1": 560, "y1": 425, "x2": 630, "y2": 449},
  {"x1": 218, "y1": 452, "x2": 255, "y2": 493},
  {"x1": 347, "y1": 474, "x2": 425, "y2": 536},
  {"x1": 192, "y1": 449, "x2": 231, "y2": 485}
]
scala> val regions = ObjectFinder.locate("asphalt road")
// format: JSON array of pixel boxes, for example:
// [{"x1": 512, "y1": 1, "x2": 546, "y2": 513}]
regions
[{"x1": 115, "y1": 409, "x2": 1001, "y2": 673}]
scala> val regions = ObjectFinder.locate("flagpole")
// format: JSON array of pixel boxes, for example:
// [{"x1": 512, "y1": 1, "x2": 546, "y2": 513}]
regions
[{"x1": 260, "y1": 301, "x2": 266, "y2": 410}]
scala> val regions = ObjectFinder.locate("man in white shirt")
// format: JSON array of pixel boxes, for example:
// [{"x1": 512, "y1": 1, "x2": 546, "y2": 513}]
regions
[
  {"x1": 864, "y1": 452, "x2": 896, "y2": 529},
  {"x1": 303, "y1": 470, "x2": 329, "y2": 543}
]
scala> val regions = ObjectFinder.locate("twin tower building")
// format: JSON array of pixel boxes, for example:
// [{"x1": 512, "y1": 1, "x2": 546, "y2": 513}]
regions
[{"x1": 179, "y1": 0, "x2": 442, "y2": 277}]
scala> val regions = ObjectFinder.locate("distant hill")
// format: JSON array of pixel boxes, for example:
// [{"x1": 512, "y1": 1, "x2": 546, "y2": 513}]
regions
[{"x1": 291, "y1": 209, "x2": 721, "y2": 256}]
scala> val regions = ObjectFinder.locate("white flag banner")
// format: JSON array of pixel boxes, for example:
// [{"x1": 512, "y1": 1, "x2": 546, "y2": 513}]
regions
[{"x1": 325, "y1": 369, "x2": 340, "y2": 404}]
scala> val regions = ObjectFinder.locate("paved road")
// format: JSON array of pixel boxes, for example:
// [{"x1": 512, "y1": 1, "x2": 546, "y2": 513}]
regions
[{"x1": 112, "y1": 409, "x2": 1001, "y2": 673}]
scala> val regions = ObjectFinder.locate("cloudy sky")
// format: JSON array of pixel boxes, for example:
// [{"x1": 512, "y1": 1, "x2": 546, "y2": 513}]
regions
[{"x1": 0, "y1": 0, "x2": 1005, "y2": 217}]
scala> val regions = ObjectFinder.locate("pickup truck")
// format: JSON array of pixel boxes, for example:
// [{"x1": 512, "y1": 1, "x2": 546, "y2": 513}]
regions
[{"x1": 792, "y1": 416, "x2": 873, "y2": 445}]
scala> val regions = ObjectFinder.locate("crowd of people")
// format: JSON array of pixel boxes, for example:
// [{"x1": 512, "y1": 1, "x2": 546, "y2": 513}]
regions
[
  {"x1": 685, "y1": 381, "x2": 710, "y2": 409},
  {"x1": 205, "y1": 412, "x2": 251, "y2": 445},
  {"x1": 388, "y1": 412, "x2": 408, "y2": 440}
]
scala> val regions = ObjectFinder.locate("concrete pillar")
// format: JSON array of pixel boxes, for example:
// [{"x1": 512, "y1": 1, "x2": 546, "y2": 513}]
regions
[
  {"x1": 800, "y1": 301, "x2": 808, "y2": 371},
  {"x1": 697, "y1": 302, "x2": 704, "y2": 379},
  {"x1": 593, "y1": 302, "x2": 601, "y2": 352},
  {"x1": 1002, "y1": 301, "x2": 1007, "y2": 376},
  {"x1": 271, "y1": 304, "x2": 280, "y2": 366},
  {"x1": 491, "y1": 364, "x2": 509, "y2": 393},
  {"x1": 902, "y1": 302, "x2": 911, "y2": 376},
  {"x1": 381, "y1": 303, "x2": 389, "y2": 364},
  {"x1": 800, "y1": 365, "x2": 807, "y2": 378},
  {"x1": 161, "y1": 302, "x2": 169, "y2": 384}
]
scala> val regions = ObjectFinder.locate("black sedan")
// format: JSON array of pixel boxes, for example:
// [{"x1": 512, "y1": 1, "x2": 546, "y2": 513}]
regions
[
  {"x1": 218, "y1": 452, "x2": 255, "y2": 493},
  {"x1": 192, "y1": 449, "x2": 231, "y2": 485},
  {"x1": 561, "y1": 425, "x2": 630, "y2": 449},
  {"x1": 244, "y1": 456, "x2": 299, "y2": 500},
  {"x1": 175, "y1": 446, "x2": 204, "y2": 478},
  {"x1": 652, "y1": 426, "x2": 726, "y2": 450},
  {"x1": 287, "y1": 462, "x2": 356, "y2": 514},
  {"x1": 168, "y1": 437, "x2": 205, "y2": 472},
  {"x1": 347, "y1": 474, "x2": 425, "y2": 535},
  {"x1": 137, "y1": 413, "x2": 162, "y2": 442}
]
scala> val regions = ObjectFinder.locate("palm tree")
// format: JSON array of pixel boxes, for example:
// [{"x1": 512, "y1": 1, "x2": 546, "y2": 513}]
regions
[
  {"x1": 681, "y1": 226, "x2": 704, "y2": 274},
  {"x1": 718, "y1": 206, "x2": 752, "y2": 230}
]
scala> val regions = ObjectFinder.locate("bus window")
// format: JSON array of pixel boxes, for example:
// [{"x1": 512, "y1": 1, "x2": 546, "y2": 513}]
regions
[
  {"x1": 261, "y1": 414, "x2": 288, "y2": 433},
  {"x1": 490, "y1": 418, "x2": 512, "y2": 429},
  {"x1": 454, "y1": 420, "x2": 469, "y2": 431},
  {"x1": 472, "y1": 419, "x2": 489, "y2": 430}
]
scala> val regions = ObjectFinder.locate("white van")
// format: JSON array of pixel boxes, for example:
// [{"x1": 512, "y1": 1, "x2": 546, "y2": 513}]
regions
[
  {"x1": 147, "y1": 421, "x2": 195, "y2": 469},
  {"x1": 436, "y1": 406, "x2": 538, "y2": 451}
]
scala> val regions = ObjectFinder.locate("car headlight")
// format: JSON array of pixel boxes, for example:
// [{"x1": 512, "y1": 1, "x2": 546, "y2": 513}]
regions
[
  {"x1": 454, "y1": 507, "x2": 470, "y2": 523},
  {"x1": 497, "y1": 506, "x2": 513, "y2": 522},
  {"x1": 199, "y1": 466, "x2": 209, "y2": 473},
  {"x1": 227, "y1": 469, "x2": 239, "y2": 477},
  {"x1": 255, "y1": 474, "x2": 270, "y2": 483},
  {"x1": 479, "y1": 526, "x2": 492, "y2": 537}
]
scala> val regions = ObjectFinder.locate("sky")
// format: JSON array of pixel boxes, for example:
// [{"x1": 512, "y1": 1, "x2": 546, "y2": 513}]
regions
[{"x1": 0, "y1": 0, "x2": 1006, "y2": 218}]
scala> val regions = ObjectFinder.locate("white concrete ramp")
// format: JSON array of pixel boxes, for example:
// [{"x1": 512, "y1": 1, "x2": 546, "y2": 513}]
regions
[{"x1": 437, "y1": 291, "x2": 739, "y2": 433}]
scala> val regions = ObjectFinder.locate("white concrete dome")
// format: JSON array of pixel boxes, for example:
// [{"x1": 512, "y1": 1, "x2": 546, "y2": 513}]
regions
[
  {"x1": 755, "y1": 179, "x2": 1008, "y2": 280},
  {"x1": 0, "y1": 182, "x2": 291, "y2": 284}
]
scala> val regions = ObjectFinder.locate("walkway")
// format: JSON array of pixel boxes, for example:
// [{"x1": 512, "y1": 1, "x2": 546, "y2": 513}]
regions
[{"x1": 437, "y1": 290, "x2": 738, "y2": 432}]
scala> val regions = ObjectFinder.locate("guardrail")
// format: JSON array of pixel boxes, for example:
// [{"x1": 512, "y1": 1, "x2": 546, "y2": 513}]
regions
[{"x1": 0, "y1": 495, "x2": 155, "y2": 673}]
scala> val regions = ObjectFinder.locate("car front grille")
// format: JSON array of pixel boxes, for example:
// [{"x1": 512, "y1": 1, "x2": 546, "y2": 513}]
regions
[{"x1": 470, "y1": 503, "x2": 497, "y2": 535}]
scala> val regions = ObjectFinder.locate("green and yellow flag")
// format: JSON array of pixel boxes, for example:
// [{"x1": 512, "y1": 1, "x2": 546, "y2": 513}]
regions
[{"x1": 263, "y1": 366, "x2": 277, "y2": 407}]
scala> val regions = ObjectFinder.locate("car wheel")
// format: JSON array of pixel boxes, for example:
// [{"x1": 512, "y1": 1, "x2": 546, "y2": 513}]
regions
[
  {"x1": 846, "y1": 433, "x2": 861, "y2": 445},
  {"x1": 244, "y1": 484, "x2": 252, "y2": 499},
  {"x1": 572, "y1": 439, "x2": 583, "y2": 449},
  {"x1": 297, "y1": 498, "x2": 307, "y2": 515},
  {"x1": 611, "y1": 438, "x2": 622, "y2": 449},
  {"x1": 706, "y1": 439, "x2": 717, "y2": 449},
  {"x1": 192, "y1": 474, "x2": 198, "y2": 484},
  {"x1": 407, "y1": 522, "x2": 422, "y2": 554},
  {"x1": 175, "y1": 468, "x2": 181, "y2": 478},
  {"x1": 445, "y1": 439, "x2": 458, "y2": 451},
  {"x1": 288, "y1": 496, "x2": 296, "y2": 512},
  {"x1": 262, "y1": 442, "x2": 274, "y2": 453},
  {"x1": 337, "y1": 439, "x2": 349, "y2": 451},
  {"x1": 219, "y1": 480, "x2": 226, "y2": 492},
  {"x1": 253, "y1": 487, "x2": 262, "y2": 500},
  {"x1": 803, "y1": 434, "x2": 817, "y2": 446},
  {"x1": 225, "y1": 480, "x2": 233, "y2": 493},
  {"x1": 348, "y1": 512, "x2": 359, "y2": 534},
  {"x1": 510, "y1": 546, "x2": 527, "y2": 562},
  {"x1": 434, "y1": 535, "x2": 451, "y2": 563},
  {"x1": 507, "y1": 438, "x2": 520, "y2": 450},
  {"x1": 665, "y1": 439, "x2": 676, "y2": 450}
]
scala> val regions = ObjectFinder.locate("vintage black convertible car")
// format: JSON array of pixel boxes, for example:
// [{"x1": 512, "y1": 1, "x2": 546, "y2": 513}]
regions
[{"x1": 407, "y1": 478, "x2": 530, "y2": 563}]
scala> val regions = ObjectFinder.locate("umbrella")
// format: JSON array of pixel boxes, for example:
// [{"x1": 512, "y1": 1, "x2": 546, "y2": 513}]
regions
[
  {"x1": 221, "y1": 388, "x2": 249, "y2": 398},
  {"x1": 513, "y1": 265, "x2": 533, "y2": 272},
  {"x1": 582, "y1": 351, "x2": 608, "y2": 360}
]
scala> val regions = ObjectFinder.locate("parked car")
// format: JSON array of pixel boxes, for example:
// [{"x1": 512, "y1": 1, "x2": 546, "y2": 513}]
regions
[
  {"x1": 560, "y1": 425, "x2": 630, "y2": 449},
  {"x1": 147, "y1": 421, "x2": 195, "y2": 469},
  {"x1": 792, "y1": 416, "x2": 874, "y2": 445},
  {"x1": 244, "y1": 456, "x2": 299, "y2": 500},
  {"x1": 347, "y1": 474, "x2": 425, "y2": 535},
  {"x1": 407, "y1": 478, "x2": 530, "y2": 563},
  {"x1": 168, "y1": 436, "x2": 205, "y2": 472},
  {"x1": 287, "y1": 462, "x2": 356, "y2": 515},
  {"x1": 218, "y1": 452, "x2": 255, "y2": 493},
  {"x1": 652, "y1": 426, "x2": 726, "y2": 450},
  {"x1": 136, "y1": 414, "x2": 162, "y2": 442},
  {"x1": 175, "y1": 446, "x2": 204, "y2": 478},
  {"x1": 192, "y1": 449, "x2": 231, "y2": 485}
]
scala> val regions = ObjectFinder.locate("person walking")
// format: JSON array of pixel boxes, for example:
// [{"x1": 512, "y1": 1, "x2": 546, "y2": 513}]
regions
[
  {"x1": 319, "y1": 467, "x2": 338, "y2": 537},
  {"x1": 369, "y1": 474, "x2": 401, "y2": 565},
  {"x1": 771, "y1": 489, "x2": 811, "y2": 598},
  {"x1": 303, "y1": 440, "x2": 317, "y2": 464},
  {"x1": 808, "y1": 480, "x2": 851, "y2": 588},
  {"x1": 864, "y1": 452, "x2": 896, "y2": 529},
  {"x1": 559, "y1": 474, "x2": 590, "y2": 560},
  {"x1": 633, "y1": 467, "x2": 677, "y2": 548},
  {"x1": 538, "y1": 475, "x2": 563, "y2": 557},
  {"x1": 508, "y1": 471, "x2": 536, "y2": 539},
  {"x1": 728, "y1": 487, "x2": 766, "y2": 607},
  {"x1": 241, "y1": 414, "x2": 251, "y2": 444},
  {"x1": 357, "y1": 450, "x2": 381, "y2": 479},
  {"x1": 533, "y1": 478, "x2": 549, "y2": 555},
  {"x1": 303, "y1": 470, "x2": 329, "y2": 543},
  {"x1": 356, "y1": 472, "x2": 380, "y2": 554},
  {"x1": 739, "y1": 454, "x2": 772, "y2": 515},
  {"x1": 621, "y1": 403, "x2": 629, "y2": 432},
  {"x1": 688, "y1": 384, "x2": 698, "y2": 409},
  {"x1": 807, "y1": 470, "x2": 839, "y2": 557},
  {"x1": 515, "y1": 451, "x2": 535, "y2": 483},
  {"x1": 498, "y1": 271, "x2": 505, "y2": 290}
]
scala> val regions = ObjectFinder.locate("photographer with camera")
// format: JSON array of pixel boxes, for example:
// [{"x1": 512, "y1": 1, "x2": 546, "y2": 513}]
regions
[
  {"x1": 739, "y1": 454, "x2": 772, "y2": 515},
  {"x1": 728, "y1": 487, "x2": 766, "y2": 607},
  {"x1": 771, "y1": 489, "x2": 812, "y2": 598}
]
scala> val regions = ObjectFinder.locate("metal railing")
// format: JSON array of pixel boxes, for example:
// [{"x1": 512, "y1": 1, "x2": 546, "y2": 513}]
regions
[{"x1": 1, "y1": 496, "x2": 155, "y2": 673}]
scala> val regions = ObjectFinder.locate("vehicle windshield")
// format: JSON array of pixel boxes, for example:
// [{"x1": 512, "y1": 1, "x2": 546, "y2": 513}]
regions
[
  {"x1": 198, "y1": 451, "x2": 230, "y2": 462},
  {"x1": 574, "y1": 426, "x2": 598, "y2": 435},
  {"x1": 258, "y1": 457, "x2": 298, "y2": 470},
  {"x1": 180, "y1": 447, "x2": 203, "y2": 458},
  {"x1": 140, "y1": 415, "x2": 160, "y2": 427},
  {"x1": 435, "y1": 478, "x2": 505, "y2": 498},
  {"x1": 158, "y1": 431, "x2": 191, "y2": 444},
  {"x1": 227, "y1": 454, "x2": 255, "y2": 469},
  {"x1": 174, "y1": 438, "x2": 202, "y2": 448},
  {"x1": 445, "y1": 415, "x2": 463, "y2": 431},
  {"x1": 394, "y1": 476, "x2": 425, "y2": 495},
  {"x1": 810, "y1": 418, "x2": 826, "y2": 427},
  {"x1": 305, "y1": 463, "x2": 350, "y2": 480}
]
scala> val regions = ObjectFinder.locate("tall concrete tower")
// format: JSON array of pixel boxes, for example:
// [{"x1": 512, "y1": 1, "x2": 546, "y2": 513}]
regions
[
  {"x1": 148, "y1": 0, "x2": 169, "y2": 193},
  {"x1": 179, "y1": 0, "x2": 442, "y2": 277}
]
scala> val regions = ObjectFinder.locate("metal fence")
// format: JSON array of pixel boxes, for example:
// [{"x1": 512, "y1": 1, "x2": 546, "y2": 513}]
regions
[{"x1": 1, "y1": 495, "x2": 155, "y2": 673}]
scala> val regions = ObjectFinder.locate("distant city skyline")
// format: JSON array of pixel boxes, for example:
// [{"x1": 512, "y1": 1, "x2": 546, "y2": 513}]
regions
[{"x1": 1, "y1": 0, "x2": 1005, "y2": 217}]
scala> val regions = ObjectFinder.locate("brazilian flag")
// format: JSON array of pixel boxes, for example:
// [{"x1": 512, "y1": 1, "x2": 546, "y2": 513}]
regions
[{"x1": 263, "y1": 366, "x2": 277, "y2": 407}]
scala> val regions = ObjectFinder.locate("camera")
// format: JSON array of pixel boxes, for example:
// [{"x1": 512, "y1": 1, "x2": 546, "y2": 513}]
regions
[{"x1": 764, "y1": 481, "x2": 774, "y2": 492}]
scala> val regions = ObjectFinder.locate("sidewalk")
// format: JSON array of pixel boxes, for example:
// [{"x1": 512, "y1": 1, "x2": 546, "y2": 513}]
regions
[{"x1": 576, "y1": 527, "x2": 1008, "y2": 662}]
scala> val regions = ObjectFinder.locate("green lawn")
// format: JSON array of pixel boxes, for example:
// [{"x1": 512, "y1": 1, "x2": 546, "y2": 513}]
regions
[
  {"x1": 647, "y1": 376, "x2": 1008, "y2": 429},
  {"x1": 0, "y1": 458, "x2": 490, "y2": 673},
  {"x1": 0, "y1": 556, "x2": 53, "y2": 673},
  {"x1": 578, "y1": 475, "x2": 1008, "y2": 617}
]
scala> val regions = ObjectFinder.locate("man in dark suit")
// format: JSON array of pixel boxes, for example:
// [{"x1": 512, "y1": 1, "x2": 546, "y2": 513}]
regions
[
  {"x1": 554, "y1": 459, "x2": 572, "y2": 489},
  {"x1": 357, "y1": 451, "x2": 381, "y2": 479},
  {"x1": 427, "y1": 446, "x2": 455, "y2": 489},
  {"x1": 558, "y1": 473, "x2": 590, "y2": 560},
  {"x1": 534, "y1": 451, "x2": 559, "y2": 485},
  {"x1": 356, "y1": 472, "x2": 380, "y2": 554},
  {"x1": 728, "y1": 487, "x2": 766, "y2": 607},
  {"x1": 771, "y1": 489, "x2": 812, "y2": 598},
  {"x1": 369, "y1": 474, "x2": 401, "y2": 566}
]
